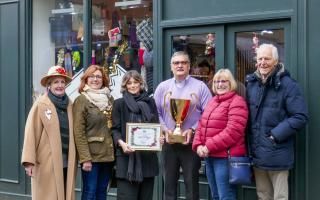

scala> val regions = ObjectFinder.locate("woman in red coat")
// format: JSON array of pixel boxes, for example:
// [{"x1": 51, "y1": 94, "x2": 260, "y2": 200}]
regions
[{"x1": 192, "y1": 68, "x2": 248, "y2": 200}]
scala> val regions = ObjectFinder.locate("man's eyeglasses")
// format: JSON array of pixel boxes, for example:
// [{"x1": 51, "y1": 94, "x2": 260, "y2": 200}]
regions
[
  {"x1": 172, "y1": 61, "x2": 189, "y2": 65},
  {"x1": 88, "y1": 75, "x2": 103, "y2": 80},
  {"x1": 213, "y1": 80, "x2": 229, "y2": 84}
]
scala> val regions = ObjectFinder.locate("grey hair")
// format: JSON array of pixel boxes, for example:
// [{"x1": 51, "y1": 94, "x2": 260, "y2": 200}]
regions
[
  {"x1": 171, "y1": 51, "x2": 190, "y2": 63},
  {"x1": 256, "y1": 43, "x2": 279, "y2": 61},
  {"x1": 120, "y1": 70, "x2": 147, "y2": 93}
]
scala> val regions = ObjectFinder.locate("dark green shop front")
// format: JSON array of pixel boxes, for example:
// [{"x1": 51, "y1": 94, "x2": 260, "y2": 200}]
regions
[{"x1": 1, "y1": 0, "x2": 320, "y2": 199}]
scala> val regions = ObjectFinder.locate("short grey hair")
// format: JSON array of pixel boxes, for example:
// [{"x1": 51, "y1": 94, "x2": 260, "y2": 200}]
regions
[
  {"x1": 171, "y1": 51, "x2": 190, "y2": 63},
  {"x1": 256, "y1": 43, "x2": 279, "y2": 61}
]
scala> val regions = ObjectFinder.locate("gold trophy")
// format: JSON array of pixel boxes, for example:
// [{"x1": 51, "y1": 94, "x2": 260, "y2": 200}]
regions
[
  {"x1": 164, "y1": 92, "x2": 199, "y2": 143},
  {"x1": 167, "y1": 98, "x2": 191, "y2": 143},
  {"x1": 170, "y1": 98, "x2": 191, "y2": 143}
]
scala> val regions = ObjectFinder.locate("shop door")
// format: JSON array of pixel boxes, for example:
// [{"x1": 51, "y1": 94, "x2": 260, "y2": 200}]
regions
[{"x1": 163, "y1": 20, "x2": 291, "y2": 200}]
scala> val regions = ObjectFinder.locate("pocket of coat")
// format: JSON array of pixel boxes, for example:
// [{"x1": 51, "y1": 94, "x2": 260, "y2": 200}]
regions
[
  {"x1": 87, "y1": 136, "x2": 105, "y2": 142},
  {"x1": 88, "y1": 138, "x2": 104, "y2": 155}
]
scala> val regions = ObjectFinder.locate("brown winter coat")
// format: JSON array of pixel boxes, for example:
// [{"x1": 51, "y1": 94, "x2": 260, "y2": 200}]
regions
[
  {"x1": 21, "y1": 94, "x2": 77, "y2": 200},
  {"x1": 73, "y1": 94, "x2": 114, "y2": 163}
]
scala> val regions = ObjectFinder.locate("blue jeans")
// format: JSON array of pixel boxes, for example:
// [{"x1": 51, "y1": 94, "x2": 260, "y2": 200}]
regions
[
  {"x1": 205, "y1": 157, "x2": 237, "y2": 200},
  {"x1": 81, "y1": 162, "x2": 112, "y2": 200}
]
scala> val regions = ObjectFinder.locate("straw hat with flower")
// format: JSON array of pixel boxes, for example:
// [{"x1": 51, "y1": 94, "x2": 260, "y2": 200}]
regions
[{"x1": 40, "y1": 66, "x2": 72, "y2": 87}]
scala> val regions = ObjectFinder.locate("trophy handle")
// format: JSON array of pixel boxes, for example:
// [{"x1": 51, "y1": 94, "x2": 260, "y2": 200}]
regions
[
  {"x1": 163, "y1": 91, "x2": 172, "y2": 118},
  {"x1": 190, "y1": 93, "x2": 199, "y2": 114}
]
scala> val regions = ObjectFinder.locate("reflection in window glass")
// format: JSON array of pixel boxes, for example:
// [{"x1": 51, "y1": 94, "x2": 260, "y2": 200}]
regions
[
  {"x1": 33, "y1": 0, "x2": 83, "y2": 97},
  {"x1": 236, "y1": 29, "x2": 284, "y2": 83},
  {"x1": 91, "y1": 0, "x2": 154, "y2": 94},
  {"x1": 172, "y1": 34, "x2": 216, "y2": 88}
]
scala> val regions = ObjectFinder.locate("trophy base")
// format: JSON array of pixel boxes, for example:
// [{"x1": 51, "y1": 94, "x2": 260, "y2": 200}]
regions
[{"x1": 169, "y1": 134, "x2": 186, "y2": 143}]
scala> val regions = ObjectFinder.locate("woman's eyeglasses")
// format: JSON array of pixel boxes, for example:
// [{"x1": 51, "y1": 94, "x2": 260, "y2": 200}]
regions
[
  {"x1": 213, "y1": 80, "x2": 229, "y2": 84},
  {"x1": 172, "y1": 61, "x2": 189, "y2": 65},
  {"x1": 88, "y1": 75, "x2": 103, "y2": 80}
]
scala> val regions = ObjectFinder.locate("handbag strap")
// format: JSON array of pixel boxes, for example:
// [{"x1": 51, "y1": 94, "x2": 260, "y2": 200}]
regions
[
  {"x1": 226, "y1": 95, "x2": 252, "y2": 158},
  {"x1": 204, "y1": 95, "x2": 252, "y2": 159}
]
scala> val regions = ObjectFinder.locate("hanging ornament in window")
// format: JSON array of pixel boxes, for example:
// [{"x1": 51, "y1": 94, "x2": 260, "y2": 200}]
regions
[
  {"x1": 205, "y1": 33, "x2": 215, "y2": 56},
  {"x1": 252, "y1": 33, "x2": 259, "y2": 55},
  {"x1": 252, "y1": 32, "x2": 259, "y2": 63}
]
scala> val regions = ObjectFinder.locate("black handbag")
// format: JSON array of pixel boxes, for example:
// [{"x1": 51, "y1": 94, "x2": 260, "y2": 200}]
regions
[{"x1": 228, "y1": 150, "x2": 253, "y2": 185}]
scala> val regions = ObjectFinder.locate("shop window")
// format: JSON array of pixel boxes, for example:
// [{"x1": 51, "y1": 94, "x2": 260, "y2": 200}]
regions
[
  {"x1": 32, "y1": 0, "x2": 154, "y2": 99},
  {"x1": 91, "y1": 0, "x2": 154, "y2": 94},
  {"x1": 32, "y1": 0, "x2": 84, "y2": 97},
  {"x1": 172, "y1": 34, "x2": 216, "y2": 88},
  {"x1": 235, "y1": 29, "x2": 284, "y2": 83}
]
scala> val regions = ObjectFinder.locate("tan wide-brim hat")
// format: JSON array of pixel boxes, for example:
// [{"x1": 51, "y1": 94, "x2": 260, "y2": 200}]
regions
[{"x1": 40, "y1": 66, "x2": 72, "y2": 87}]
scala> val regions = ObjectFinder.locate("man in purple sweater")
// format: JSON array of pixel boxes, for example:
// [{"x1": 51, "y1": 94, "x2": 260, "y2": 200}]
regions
[{"x1": 154, "y1": 51, "x2": 212, "y2": 200}]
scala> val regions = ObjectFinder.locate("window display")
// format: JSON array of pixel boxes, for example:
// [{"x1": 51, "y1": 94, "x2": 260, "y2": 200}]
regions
[
  {"x1": 91, "y1": 0, "x2": 153, "y2": 95},
  {"x1": 33, "y1": 0, "x2": 84, "y2": 98},
  {"x1": 32, "y1": 0, "x2": 154, "y2": 99}
]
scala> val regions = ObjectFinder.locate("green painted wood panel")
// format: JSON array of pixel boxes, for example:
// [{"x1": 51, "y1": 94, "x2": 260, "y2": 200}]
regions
[
  {"x1": 0, "y1": 1, "x2": 20, "y2": 183},
  {"x1": 161, "y1": 0, "x2": 292, "y2": 21},
  {"x1": 306, "y1": 0, "x2": 320, "y2": 199},
  {"x1": 0, "y1": 0, "x2": 29, "y2": 198}
]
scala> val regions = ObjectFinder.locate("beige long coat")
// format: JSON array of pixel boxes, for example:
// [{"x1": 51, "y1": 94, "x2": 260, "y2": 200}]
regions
[{"x1": 21, "y1": 94, "x2": 77, "y2": 200}]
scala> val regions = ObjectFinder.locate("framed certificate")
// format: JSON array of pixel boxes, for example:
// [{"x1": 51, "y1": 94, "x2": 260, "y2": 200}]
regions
[{"x1": 126, "y1": 123, "x2": 162, "y2": 151}]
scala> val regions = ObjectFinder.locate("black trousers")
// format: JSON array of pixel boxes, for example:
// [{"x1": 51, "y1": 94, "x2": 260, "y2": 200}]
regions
[
  {"x1": 117, "y1": 177, "x2": 155, "y2": 200},
  {"x1": 162, "y1": 143, "x2": 201, "y2": 200}
]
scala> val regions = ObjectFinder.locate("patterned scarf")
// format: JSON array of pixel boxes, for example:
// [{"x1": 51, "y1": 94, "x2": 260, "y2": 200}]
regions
[{"x1": 82, "y1": 85, "x2": 112, "y2": 111}]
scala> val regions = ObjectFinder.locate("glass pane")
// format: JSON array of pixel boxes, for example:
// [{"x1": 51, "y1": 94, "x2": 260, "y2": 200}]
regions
[
  {"x1": 33, "y1": 0, "x2": 84, "y2": 98},
  {"x1": 172, "y1": 33, "x2": 216, "y2": 88},
  {"x1": 236, "y1": 29, "x2": 284, "y2": 83},
  {"x1": 91, "y1": 0, "x2": 153, "y2": 97}
]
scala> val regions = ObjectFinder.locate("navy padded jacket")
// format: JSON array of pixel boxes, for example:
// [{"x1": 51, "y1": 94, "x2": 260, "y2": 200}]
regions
[{"x1": 246, "y1": 64, "x2": 308, "y2": 170}]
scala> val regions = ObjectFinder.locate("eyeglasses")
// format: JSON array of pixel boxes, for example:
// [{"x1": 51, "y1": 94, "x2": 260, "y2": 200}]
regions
[
  {"x1": 213, "y1": 80, "x2": 229, "y2": 84},
  {"x1": 172, "y1": 61, "x2": 189, "y2": 65},
  {"x1": 88, "y1": 75, "x2": 103, "y2": 80}
]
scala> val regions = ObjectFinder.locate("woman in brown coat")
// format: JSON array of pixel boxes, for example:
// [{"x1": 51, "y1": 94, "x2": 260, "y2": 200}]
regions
[
  {"x1": 21, "y1": 66, "x2": 77, "y2": 200},
  {"x1": 73, "y1": 65, "x2": 114, "y2": 200}
]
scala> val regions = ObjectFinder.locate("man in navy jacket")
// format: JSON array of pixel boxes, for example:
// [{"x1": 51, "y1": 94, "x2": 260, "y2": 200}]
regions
[{"x1": 246, "y1": 43, "x2": 308, "y2": 200}]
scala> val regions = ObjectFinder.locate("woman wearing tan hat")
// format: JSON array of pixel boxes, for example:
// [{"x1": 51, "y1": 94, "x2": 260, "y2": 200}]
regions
[
  {"x1": 21, "y1": 66, "x2": 77, "y2": 200},
  {"x1": 73, "y1": 65, "x2": 114, "y2": 200}
]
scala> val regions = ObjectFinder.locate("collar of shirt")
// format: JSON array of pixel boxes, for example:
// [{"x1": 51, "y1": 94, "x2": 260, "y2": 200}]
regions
[{"x1": 174, "y1": 75, "x2": 190, "y2": 88}]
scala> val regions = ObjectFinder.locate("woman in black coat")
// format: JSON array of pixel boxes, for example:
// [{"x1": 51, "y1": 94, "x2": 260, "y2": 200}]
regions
[{"x1": 111, "y1": 70, "x2": 164, "y2": 200}]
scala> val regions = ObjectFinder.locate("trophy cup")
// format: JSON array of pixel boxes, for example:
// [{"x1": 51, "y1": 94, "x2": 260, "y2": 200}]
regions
[{"x1": 168, "y1": 98, "x2": 191, "y2": 143}]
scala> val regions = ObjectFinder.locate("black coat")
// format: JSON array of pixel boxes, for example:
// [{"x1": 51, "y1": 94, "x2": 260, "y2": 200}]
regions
[
  {"x1": 246, "y1": 64, "x2": 308, "y2": 170},
  {"x1": 111, "y1": 96, "x2": 160, "y2": 178}
]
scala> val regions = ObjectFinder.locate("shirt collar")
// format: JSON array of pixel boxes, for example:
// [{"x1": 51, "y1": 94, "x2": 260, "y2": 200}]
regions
[{"x1": 174, "y1": 75, "x2": 190, "y2": 88}]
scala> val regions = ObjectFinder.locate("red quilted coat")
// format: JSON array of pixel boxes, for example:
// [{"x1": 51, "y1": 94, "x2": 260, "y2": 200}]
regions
[{"x1": 192, "y1": 91, "x2": 248, "y2": 157}]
